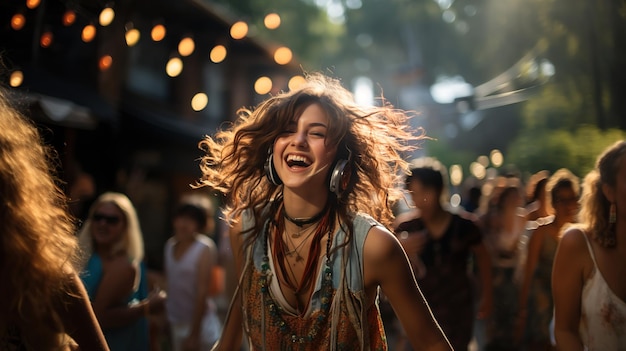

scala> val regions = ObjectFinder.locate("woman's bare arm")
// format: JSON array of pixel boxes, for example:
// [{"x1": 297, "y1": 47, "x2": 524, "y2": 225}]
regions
[{"x1": 365, "y1": 226, "x2": 453, "y2": 351}]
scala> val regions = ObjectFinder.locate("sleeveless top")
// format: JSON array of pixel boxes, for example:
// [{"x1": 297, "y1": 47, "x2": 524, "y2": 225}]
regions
[
  {"x1": 80, "y1": 254, "x2": 149, "y2": 351},
  {"x1": 240, "y1": 210, "x2": 387, "y2": 351},
  {"x1": 164, "y1": 235, "x2": 221, "y2": 341},
  {"x1": 580, "y1": 233, "x2": 626, "y2": 350}
]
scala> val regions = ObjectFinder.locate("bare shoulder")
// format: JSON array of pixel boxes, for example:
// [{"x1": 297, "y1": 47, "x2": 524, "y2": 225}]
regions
[
  {"x1": 558, "y1": 226, "x2": 589, "y2": 253},
  {"x1": 363, "y1": 225, "x2": 404, "y2": 264}
]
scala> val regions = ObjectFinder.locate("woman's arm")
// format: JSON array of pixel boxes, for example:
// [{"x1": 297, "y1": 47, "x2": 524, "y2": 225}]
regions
[
  {"x1": 365, "y1": 226, "x2": 453, "y2": 351},
  {"x1": 91, "y1": 256, "x2": 144, "y2": 329},
  {"x1": 58, "y1": 271, "x2": 110, "y2": 351},
  {"x1": 211, "y1": 220, "x2": 245, "y2": 351},
  {"x1": 552, "y1": 228, "x2": 588, "y2": 351}
]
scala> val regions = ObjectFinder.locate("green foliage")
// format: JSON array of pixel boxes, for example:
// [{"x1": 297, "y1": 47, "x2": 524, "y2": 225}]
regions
[{"x1": 507, "y1": 125, "x2": 625, "y2": 178}]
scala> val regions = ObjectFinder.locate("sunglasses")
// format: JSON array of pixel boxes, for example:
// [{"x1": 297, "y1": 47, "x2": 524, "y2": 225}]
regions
[{"x1": 92, "y1": 213, "x2": 122, "y2": 225}]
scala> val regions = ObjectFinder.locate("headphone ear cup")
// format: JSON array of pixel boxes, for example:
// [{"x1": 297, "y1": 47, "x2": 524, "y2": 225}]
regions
[
  {"x1": 329, "y1": 159, "x2": 350, "y2": 196},
  {"x1": 265, "y1": 152, "x2": 282, "y2": 185}
]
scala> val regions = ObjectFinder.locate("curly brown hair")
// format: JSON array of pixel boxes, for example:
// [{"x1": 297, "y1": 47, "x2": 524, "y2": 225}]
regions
[
  {"x1": 0, "y1": 90, "x2": 79, "y2": 349},
  {"x1": 578, "y1": 140, "x2": 626, "y2": 247},
  {"x1": 197, "y1": 73, "x2": 423, "y2": 246}
]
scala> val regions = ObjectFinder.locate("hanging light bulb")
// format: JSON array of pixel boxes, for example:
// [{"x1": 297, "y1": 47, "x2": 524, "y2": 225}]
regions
[
  {"x1": 178, "y1": 37, "x2": 195, "y2": 57},
  {"x1": 99, "y1": 7, "x2": 115, "y2": 26},
  {"x1": 82, "y1": 24, "x2": 96, "y2": 42},
  {"x1": 151, "y1": 24, "x2": 166, "y2": 41},
  {"x1": 10, "y1": 71, "x2": 24, "y2": 87},
  {"x1": 11, "y1": 14, "x2": 26, "y2": 30},
  {"x1": 26, "y1": 0, "x2": 40, "y2": 9},
  {"x1": 230, "y1": 21, "x2": 248, "y2": 40},
  {"x1": 62, "y1": 10, "x2": 76, "y2": 26},
  {"x1": 209, "y1": 45, "x2": 227, "y2": 63},
  {"x1": 166, "y1": 57, "x2": 183, "y2": 77}
]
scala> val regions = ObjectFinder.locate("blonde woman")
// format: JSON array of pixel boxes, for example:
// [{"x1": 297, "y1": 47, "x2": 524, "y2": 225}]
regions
[
  {"x1": 0, "y1": 90, "x2": 108, "y2": 350},
  {"x1": 77, "y1": 192, "x2": 165, "y2": 351}
]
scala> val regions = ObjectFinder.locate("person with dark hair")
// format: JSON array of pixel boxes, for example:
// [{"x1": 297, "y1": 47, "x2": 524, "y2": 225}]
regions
[
  {"x1": 516, "y1": 169, "x2": 580, "y2": 350},
  {"x1": 394, "y1": 158, "x2": 493, "y2": 350},
  {"x1": 0, "y1": 90, "x2": 108, "y2": 350},
  {"x1": 164, "y1": 201, "x2": 222, "y2": 351},
  {"x1": 198, "y1": 73, "x2": 452, "y2": 350},
  {"x1": 552, "y1": 140, "x2": 626, "y2": 350}
]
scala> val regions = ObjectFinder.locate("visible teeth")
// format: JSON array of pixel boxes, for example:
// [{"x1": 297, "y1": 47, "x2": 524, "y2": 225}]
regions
[{"x1": 286, "y1": 154, "x2": 311, "y2": 166}]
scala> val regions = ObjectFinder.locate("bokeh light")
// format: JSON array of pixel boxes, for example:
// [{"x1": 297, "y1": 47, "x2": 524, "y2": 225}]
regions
[
  {"x1": 26, "y1": 0, "x2": 40, "y2": 9},
  {"x1": 288, "y1": 75, "x2": 306, "y2": 91},
  {"x1": 40, "y1": 31, "x2": 53, "y2": 48},
  {"x1": 210, "y1": 45, "x2": 227, "y2": 63},
  {"x1": 11, "y1": 14, "x2": 26, "y2": 31},
  {"x1": 264, "y1": 13, "x2": 281, "y2": 29},
  {"x1": 166, "y1": 57, "x2": 183, "y2": 77},
  {"x1": 82, "y1": 24, "x2": 96, "y2": 42},
  {"x1": 125, "y1": 28, "x2": 140, "y2": 46},
  {"x1": 191, "y1": 93, "x2": 208, "y2": 111},
  {"x1": 62, "y1": 10, "x2": 76, "y2": 26},
  {"x1": 99, "y1": 7, "x2": 115, "y2": 27},
  {"x1": 230, "y1": 21, "x2": 248, "y2": 40},
  {"x1": 98, "y1": 55, "x2": 113, "y2": 71},
  {"x1": 254, "y1": 76, "x2": 272, "y2": 95},
  {"x1": 9, "y1": 71, "x2": 23, "y2": 87},
  {"x1": 151, "y1": 24, "x2": 166, "y2": 41},
  {"x1": 274, "y1": 47, "x2": 292, "y2": 65},
  {"x1": 449, "y1": 164, "x2": 463, "y2": 186},
  {"x1": 490, "y1": 149, "x2": 504, "y2": 167},
  {"x1": 470, "y1": 161, "x2": 486, "y2": 180},
  {"x1": 178, "y1": 37, "x2": 195, "y2": 57}
]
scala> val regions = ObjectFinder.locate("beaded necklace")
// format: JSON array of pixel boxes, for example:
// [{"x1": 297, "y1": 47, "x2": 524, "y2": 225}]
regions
[{"x1": 260, "y1": 208, "x2": 335, "y2": 345}]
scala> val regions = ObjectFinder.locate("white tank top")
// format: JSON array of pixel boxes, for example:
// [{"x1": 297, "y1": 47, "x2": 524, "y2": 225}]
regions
[{"x1": 580, "y1": 233, "x2": 626, "y2": 350}]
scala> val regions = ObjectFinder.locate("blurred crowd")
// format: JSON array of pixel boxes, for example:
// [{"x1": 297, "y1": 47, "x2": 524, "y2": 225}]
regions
[{"x1": 1, "y1": 82, "x2": 624, "y2": 350}]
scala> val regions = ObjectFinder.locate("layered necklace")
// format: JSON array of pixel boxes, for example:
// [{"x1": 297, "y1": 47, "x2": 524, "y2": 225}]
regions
[
  {"x1": 283, "y1": 205, "x2": 327, "y2": 237},
  {"x1": 259, "y1": 203, "x2": 335, "y2": 345}
]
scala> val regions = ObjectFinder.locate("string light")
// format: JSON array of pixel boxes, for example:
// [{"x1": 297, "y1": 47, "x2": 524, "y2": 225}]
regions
[
  {"x1": 11, "y1": 14, "x2": 26, "y2": 30},
  {"x1": 98, "y1": 55, "x2": 113, "y2": 70},
  {"x1": 264, "y1": 13, "x2": 281, "y2": 30},
  {"x1": 254, "y1": 76, "x2": 272, "y2": 95},
  {"x1": 191, "y1": 93, "x2": 208, "y2": 111},
  {"x1": 178, "y1": 37, "x2": 195, "y2": 57},
  {"x1": 40, "y1": 31, "x2": 53, "y2": 48},
  {"x1": 230, "y1": 21, "x2": 248, "y2": 40},
  {"x1": 151, "y1": 24, "x2": 166, "y2": 41},
  {"x1": 9, "y1": 71, "x2": 24, "y2": 87},
  {"x1": 26, "y1": 0, "x2": 40, "y2": 9},
  {"x1": 62, "y1": 10, "x2": 76, "y2": 26},
  {"x1": 210, "y1": 45, "x2": 227, "y2": 63},
  {"x1": 166, "y1": 57, "x2": 183, "y2": 77},
  {"x1": 288, "y1": 75, "x2": 306, "y2": 91},
  {"x1": 82, "y1": 24, "x2": 96, "y2": 42},
  {"x1": 99, "y1": 7, "x2": 115, "y2": 27},
  {"x1": 125, "y1": 28, "x2": 140, "y2": 46},
  {"x1": 274, "y1": 46, "x2": 292, "y2": 65}
]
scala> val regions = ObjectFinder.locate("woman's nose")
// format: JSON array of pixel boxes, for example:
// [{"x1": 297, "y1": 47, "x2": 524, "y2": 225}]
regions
[{"x1": 291, "y1": 131, "x2": 308, "y2": 146}]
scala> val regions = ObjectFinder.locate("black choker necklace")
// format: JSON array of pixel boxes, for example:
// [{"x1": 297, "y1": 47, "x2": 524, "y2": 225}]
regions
[{"x1": 283, "y1": 206, "x2": 326, "y2": 227}]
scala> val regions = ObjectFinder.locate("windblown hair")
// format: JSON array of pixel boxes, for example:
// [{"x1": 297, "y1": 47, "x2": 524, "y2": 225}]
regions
[
  {"x1": 197, "y1": 73, "x2": 422, "y2": 243},
  {"x1": 578, "y1": 140, "x2": 626, "y2": 247},
  {"x1": 545, "y1": 168, "x2": 580, "y2": 208},
  {"x1": 0, "y1": 90, "x2": 78, "y2": 349},
  {"x1": 77, "y1": 192, "x2": 144, "y2": 269}
]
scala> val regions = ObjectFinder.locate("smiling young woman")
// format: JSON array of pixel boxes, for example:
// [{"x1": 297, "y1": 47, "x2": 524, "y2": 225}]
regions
[{"x1": 198, "y1": 73, "x2": 453, "y2": 351}]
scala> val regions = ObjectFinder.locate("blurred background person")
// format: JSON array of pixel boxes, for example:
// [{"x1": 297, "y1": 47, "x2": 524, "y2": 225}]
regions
[
  {"x1": 479, "y1": 177, "x2": 527, "y2": 351},
  {"x1": 78, "y1": 192, "x2": 165, "y2": 351},
  {"x1": 0, "y1": 90, "x2": 108, "y2": 350},
  {"x1": 394, "y1": 159, "x2": 493, "y2": 351},
  {"x1": 525, "y1": 171, "x2": 552, "y2": 225},
  {"x1": 164, "y1": 201, "x2": 222, "y2": 351},
  {"x1": 516, "y1": 168, "x2": 580, "y2": 350},
  {"x1": 552, "y1": 140, "x2": 626, "y2": 350}
]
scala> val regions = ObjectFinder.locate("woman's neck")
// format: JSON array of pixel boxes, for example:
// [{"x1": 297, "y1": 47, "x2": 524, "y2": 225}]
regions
[{"x1": 282, "y1": 189, "x2": 329, "y2": 219}]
